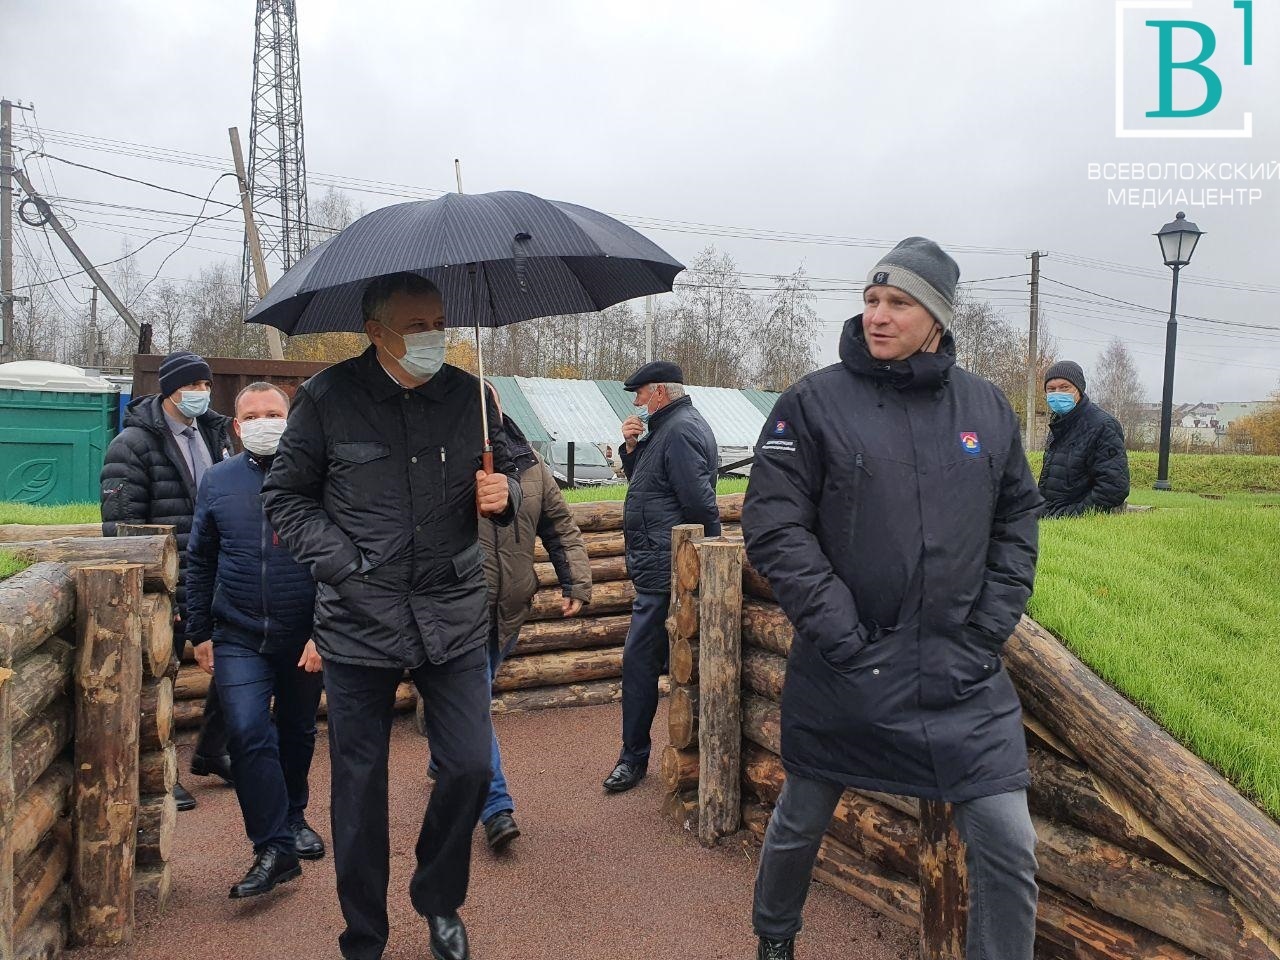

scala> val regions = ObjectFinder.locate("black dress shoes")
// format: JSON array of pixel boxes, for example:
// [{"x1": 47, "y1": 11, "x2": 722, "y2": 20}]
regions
[
  {"x1": 603, "y1": 760, "x2": 647, "y2": 793},
  {"x1": 173, "y1": 782, "x2": 197, "y2": 811},
  {"x1": 427, "y1": 912, "x2": 470, "y2": 960},
  {"x1": 190, "y1": 752, "x2": 234, "y2": 785},
  {"x1": 483, "y1": 811, "x2": 520, "y2": 852},
  {"x1": 291, "y1": 818, "x2": 326, "y2": 860},
  {"x1": 758, "y1": 936, "x2": 795, "y2": 960},
  {"x1": 228, "y1": 847, "x2": 301, "y2": 899}
]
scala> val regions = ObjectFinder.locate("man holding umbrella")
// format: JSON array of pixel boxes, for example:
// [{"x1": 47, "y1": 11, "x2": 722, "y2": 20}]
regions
[{"x1": 263, "y1": 272, "x2": 521, "y2": 960}]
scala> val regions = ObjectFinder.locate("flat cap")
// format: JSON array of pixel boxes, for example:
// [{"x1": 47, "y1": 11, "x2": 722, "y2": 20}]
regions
[{"x1": 624, "y1": 360, "x2": 684, "y2": 392}]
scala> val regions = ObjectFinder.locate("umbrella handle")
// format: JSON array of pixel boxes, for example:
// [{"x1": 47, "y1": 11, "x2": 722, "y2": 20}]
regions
[{"x1": 476, "y1": 445, "x2": 496, "y2": 517}]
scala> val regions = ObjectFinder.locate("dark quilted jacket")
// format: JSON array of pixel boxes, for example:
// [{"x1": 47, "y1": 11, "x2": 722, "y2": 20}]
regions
[
  {"x1": 619, "y1": 395, "x2": 722, "y2": 593},
  {"x1": 1038, "y1": 395, "x2": 1130, "y2": 517},
  {"x1": 185, "y1": 452, "x2": 316, "y2": 654},
  {"x1": 99, "y1": 394, "x2": 234, "y2": 638}
]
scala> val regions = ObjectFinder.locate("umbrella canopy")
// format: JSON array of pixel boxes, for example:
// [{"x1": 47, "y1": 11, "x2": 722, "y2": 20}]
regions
[{"x1": 246, "y1": 190, "x2": 684, "y2": 334}]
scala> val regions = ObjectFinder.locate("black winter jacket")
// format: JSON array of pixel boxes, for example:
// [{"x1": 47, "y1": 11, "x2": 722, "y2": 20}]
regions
[
  {"x1": 262, "y1": 349, "x2": 522, "y2": 669},
  {"x1": 99, "y1": 394, "x2": 234, "y2": 639},
  {"x1": 185, "y1": 452, "x2": 316, "y2": 654},
  {"x1": 1038, "y1": 395, "x2": 1130, "y2": 517},
  {"x1": 742, "y1": 316, "x2": 1043, "y2": 801},
  {"x1": 619, "y1": 395, "x2": 721, "y2": 593}
]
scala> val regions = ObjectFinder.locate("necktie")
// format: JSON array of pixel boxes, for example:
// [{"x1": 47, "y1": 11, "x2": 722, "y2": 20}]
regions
[{"x1": 182, "y1": 426, "x2": 206, "y2": 489}]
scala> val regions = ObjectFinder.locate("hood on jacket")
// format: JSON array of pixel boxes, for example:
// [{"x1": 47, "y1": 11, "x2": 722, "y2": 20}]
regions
[
  {"x1": 501, "y1": 414, "x2": 537, "y2": 473},
  {"x1": 838, "y1": 314, "x2": 956, "y2": 392}
]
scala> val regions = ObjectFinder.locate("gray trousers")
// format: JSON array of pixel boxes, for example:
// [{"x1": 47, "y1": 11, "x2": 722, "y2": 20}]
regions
[{"x1": 753, "y1": 774, "x2": 1038, "y2": 960}]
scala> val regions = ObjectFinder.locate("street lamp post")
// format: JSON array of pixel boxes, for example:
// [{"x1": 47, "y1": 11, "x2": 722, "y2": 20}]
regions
[{"x1": 1153, "y1": 211, "x2": 1204, "y2": 491}]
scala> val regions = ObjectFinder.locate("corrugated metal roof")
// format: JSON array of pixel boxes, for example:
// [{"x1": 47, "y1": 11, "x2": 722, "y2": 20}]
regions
[
  {"x1": 594, "y1": 379, "x2": 638, "y2": 422},
  {"x1": 741, "y1": 389, "x2": 781, "y2": 418},
  {"x1": 488, "y1": 376, "x2": 552, "y2": 443},
  {"x1": 685, "y1": 385, "x2": 767, "y2": 447},
  {"x1": 515, "y1": 376, "x2": 623, "y2": 444}
]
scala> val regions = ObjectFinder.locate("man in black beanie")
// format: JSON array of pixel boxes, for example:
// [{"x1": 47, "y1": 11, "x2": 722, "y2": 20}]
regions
[
  {"x1": 100, "y1": 350, "x2": 235, "y2": 810},
  {"x1": 744, "y1": 238, "x2": 1043, "y2": 960},
  {"x1": 1038, "y1": 359, "x2": 1131, "y2": 516}
]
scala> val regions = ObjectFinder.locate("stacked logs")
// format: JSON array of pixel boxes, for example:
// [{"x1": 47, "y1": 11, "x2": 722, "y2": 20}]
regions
[
  {"x1": 659, "y1": 525, "x2": 706, "y2": 833},
  {"x1": 736, "y1": 568, "x2": 1280, "y2": 960},
  {"x1": 0, "y1": 562, "x2": 77, "y2": 960},
  {"x1": 488, "y1": 495, "x2": 742, "y2": 716}
]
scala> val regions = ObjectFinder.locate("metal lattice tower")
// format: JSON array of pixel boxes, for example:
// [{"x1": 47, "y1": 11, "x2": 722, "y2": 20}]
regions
[{"x1": 242, "y1": 0, "x2": 309, "y2": 313}]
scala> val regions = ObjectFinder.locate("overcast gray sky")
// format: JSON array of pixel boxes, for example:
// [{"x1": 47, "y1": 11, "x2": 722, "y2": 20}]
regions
[{"x1": 6, "y1": 0, "x2": 1278, "y2": 400}]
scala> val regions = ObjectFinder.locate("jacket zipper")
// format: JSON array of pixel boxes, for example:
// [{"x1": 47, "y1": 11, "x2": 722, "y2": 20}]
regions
[{"x1": 260, "y1": 504, "x2": 271, "y2": 652}]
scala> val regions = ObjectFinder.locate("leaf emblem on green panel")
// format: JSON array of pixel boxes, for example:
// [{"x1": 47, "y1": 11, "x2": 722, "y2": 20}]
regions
[{"x1": 7, "y1": 459, "x2": 57, "y2": 503}]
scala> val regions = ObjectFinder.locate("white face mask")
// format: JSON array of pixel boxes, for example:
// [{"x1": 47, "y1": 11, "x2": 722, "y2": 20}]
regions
[
  {"x1": 381, "y1": 325, "x2": 447, "y2": 380},
  {"x1": 238, "y1": 417, "x2": 287, "y2": 456}
]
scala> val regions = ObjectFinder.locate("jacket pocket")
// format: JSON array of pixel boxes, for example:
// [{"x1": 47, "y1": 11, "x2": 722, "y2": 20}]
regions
[
  {"x1": 451, "y1": 542, "x2": 484, "y2": 582},
  {"x1": 333, "y1": 441, "x2": 391, "y2": 464}
]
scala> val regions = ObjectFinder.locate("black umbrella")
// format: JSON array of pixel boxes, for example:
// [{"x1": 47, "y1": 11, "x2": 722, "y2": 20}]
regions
[{"x1": 246, "y1": 189, "x2": 684, "y2": 469}]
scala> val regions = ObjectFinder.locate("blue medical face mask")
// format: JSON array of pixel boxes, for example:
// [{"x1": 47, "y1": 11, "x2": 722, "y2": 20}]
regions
[
  {"x1": 177, "y1": 390, "x2": 211, "y2": 419},
  {"x1": 1046, "y1": 392, "x2": 1077, "y2": 415},
  {"x1": 636, "y1": 408, "x2": 651, "y2": 424}
]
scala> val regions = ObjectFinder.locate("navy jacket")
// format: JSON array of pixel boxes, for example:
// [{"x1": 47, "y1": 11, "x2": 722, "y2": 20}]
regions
[
  {"x1": 743, "y1": 316, "x2": 1043, "y2": 802},
  {"x1": 186, "y1": 451, "x2": 316, "y2": 654},
  {"x1": 1038, "y1": 395, "x2": 1130, "y2": 517},
  {"x1": 619, "y1": 395, "x2": 721, "y2": 593},
  {"x1": 100, "y1": 394, "x2": 234, "y2": 639}
]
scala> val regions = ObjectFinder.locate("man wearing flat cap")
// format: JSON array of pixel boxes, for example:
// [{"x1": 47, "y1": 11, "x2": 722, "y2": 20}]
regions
[{"x1": 603, "y1": 361, "x2": 721, "y2": 793}]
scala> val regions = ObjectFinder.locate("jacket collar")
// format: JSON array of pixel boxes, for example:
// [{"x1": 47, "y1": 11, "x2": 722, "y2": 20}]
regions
[
  {"x1": 358, "y1": 345, "x2": 462, "y2": 404},
  {"x1": 647, "y1": 393, "x2": 692, "y2": 431},
  {"x1": 838, "y1": 314, "x2": 956, "y2": 392},
  {"x1": 1049, "y1": 393, "x2": 1092, "y2": 435}
]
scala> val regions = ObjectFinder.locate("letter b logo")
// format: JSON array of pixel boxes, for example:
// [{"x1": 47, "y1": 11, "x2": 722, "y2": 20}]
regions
[{"x1": 1146, "y1": 20, "x2": 1222, "y2": 117}]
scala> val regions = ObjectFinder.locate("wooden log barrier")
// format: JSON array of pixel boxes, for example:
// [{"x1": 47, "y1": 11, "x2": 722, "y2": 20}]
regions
[
  {"x1": 564, "y1": 492, "x2": 743, "y2": 535},
  {"x1": 134, "y1": 862, "x2": 172, "y2": 909},
  {"x1": 139, "y1": 745, "x2": 178, "y2": 797},
  {"x1": 71, "y1": 564, "x2": 143, "y2": 947},
  {"x1": 670, "y1": 636, "x2": 698, "y2": 685},
  {"x1": 533, "y1": 530, "x2": 626, "y2": 562},
  {"x1": 11, "y1": 761, "x2": 72, "y2": 864},
  {"x1": 533, "y1": 554, "x2": 629, "y2": 588},
  {"x1": 136, "y1": 793, "x2": 177, "y2": 866},
  {"x1": 173, "y1": 680, "x2": 418, "y2": 728},
  {"x1": 13, "y1": 821, "x2": 70, "y2": 938},
  {"x1": 660, "y1": 745, "x2": 699, "y2": 793},
  {"x1": 14, "y1": 892, "x2": 67, "y2": 960},
  {"x1": 13, "y1": 537, "x2": 177, "y2": 593},
  {"x1": 492, "y1": 647, "x2": 624, "y2": 693},
  {"x1": 8, "y1": 640, "x2": 73, "y2": 737},
  {"x1": 668, "y1": 685, "x2": 699, "y2": 750},
  {"x1": 491, "y1": 676, "x2": 669, "y2": 715},
  {"x1": 1, "y1": 566, "x2": 14, "y2": 960},
  {"x1": 742, "y1": 561, "x2": 775, "y2": 602},
  {"x1": 697, "y1": 538, "x2": 743, "y2": 846},
  {"x1": 140, "y1": 677, "x2": 174, "y2": 753},
  {"x1": 741, "y1": 647, "x2": 786, "y2": 702},
  {"x1": 12, "y1": 700, "x2": 72, "y2": 800},
  {"x1": 0, "y1": 522, "x2": 102, "y2": 543},
  {"x1": 140, "y1": 592, "x2": 174, "y2": 680},
  {"x1": 526, "y1": 580, "x2": 635, "y2": 621},
  {"x1": 919, "y1": 801, "x2": 967, "y2": 960},
  {"x1": 510, "y1": 615, "x2": 630, "y2": 657},
  {"x1": 664, "y1": 524, "x2": 704, "y2": 823},
  {"x1": 1005, "y1": 616, "x2": 1280, "y2": 938},
  {"x1": 741, "y1": 599, "x2": 793, "y2": 657},
  {"x1": 0, "y1": 562, "x2": 76, "y2": 664}
]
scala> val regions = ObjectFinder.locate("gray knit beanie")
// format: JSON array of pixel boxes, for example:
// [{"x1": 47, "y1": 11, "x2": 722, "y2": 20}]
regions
[
  {"x1": 1044, "y1": 360, "x2": 1086, "y2": 395},
  {"x1": 865, "y1": 237, "x2": 960, "y2": 328},
  {"x1": 158, "y1": 350, "x2": 212, "y2": 398}
]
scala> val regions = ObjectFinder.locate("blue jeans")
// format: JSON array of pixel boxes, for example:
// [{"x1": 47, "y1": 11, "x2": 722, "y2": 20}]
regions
[
  {"x1": 429, "y1": 633, "x2": 517, "y2": 825},
  {"x1": 214, "y1": 637, "x2": 324, "y2": 854}
]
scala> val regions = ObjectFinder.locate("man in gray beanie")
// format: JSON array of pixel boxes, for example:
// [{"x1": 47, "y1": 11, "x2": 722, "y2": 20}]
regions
[
  {"x1": 1038, "y1": 359, "x2": 1130, "y2": 516},
  {"x1": 743, "y1": 237, "x2": 1043, "y2": 960},
  {"x1": 101, "y1": 349, "x2": 236, "y2": 811}
]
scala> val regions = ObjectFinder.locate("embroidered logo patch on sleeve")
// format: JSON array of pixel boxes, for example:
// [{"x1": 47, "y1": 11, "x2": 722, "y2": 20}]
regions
[{"x1": 960, "y1": 432, "x2": 981, "y2": 456}]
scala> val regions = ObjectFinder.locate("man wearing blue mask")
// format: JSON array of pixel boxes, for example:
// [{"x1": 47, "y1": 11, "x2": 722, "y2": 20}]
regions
[
  {"x1": 1038, "y1": 360, "x2": 1131, "y2": 517},
  {"x1": 604, "y1": 361, "x2": 721, "y2": 794},
  {"x1": 263, "y1": 272, "x2": 522, "y2": 960},
  {"x1": 100, "y1": 349, "x2": 235, "y2": 813}
]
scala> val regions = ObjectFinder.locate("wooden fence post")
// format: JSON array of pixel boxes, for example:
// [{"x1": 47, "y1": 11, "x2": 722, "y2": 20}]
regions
[
  {"x1": 696, "y1": 538, "x2": 744, "y2": 846},
  {"x1": 918, "y1": 800, "x2": 967, "y2": 959},
  {"x1": 71, "y1": 564, "x2": 143, "y2": 947},
  {"x1": 660, "y1": 524, "x2": 704, "y2": 829}
]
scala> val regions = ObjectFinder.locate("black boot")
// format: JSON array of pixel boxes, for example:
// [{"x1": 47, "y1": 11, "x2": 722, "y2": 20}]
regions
[
  {"x1": 228, "y1": 848, "x2": 301, "y2": 899},
  {"x1": 190, "y1": 752, "x2": 234, "y2": 785},
  {"x1": 427, "y1": 912, "x2": 470, "y2": 960},
  {"x1": 290, "y1": 818, "x2": 326, "y2": 860},
  {"x1": 483, "y1": 811, "x2": 520, "y2": 852},
  {"x1": 602, "y1": 760, "x2": 647, "y2": 793},
  {"x1": 173, "y1": 782, "x2": 197, "y2": 811},
  {"x1": 757, "y1": 936, "x2": 795, "y2": 960}
]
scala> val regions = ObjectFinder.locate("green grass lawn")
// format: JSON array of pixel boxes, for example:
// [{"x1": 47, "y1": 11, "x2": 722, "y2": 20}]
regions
[
  {"x1": 1027, "y1": 451, "x2": 1280, "y2": 495},
  {"x1": 1032, "y1": 494, "x2": 1280, "y2": 819},
  {"x1": 0, "y1": 502, "x2": 102, "y2": 525},
  {"x1": 0, "y1": 550, "x2": 31, "y2": 581}
]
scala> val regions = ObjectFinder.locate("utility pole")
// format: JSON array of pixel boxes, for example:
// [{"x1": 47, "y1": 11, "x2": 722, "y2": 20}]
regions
[
  {"x1": 9, "y1": 167, "x2": 140, "y2": 340},
  {"x1": 2, "y1": 99, "x2": 34, "y2": 361},
  {"x1": 229, "y1": 126, "x2": 284, "y2": 359},
  {"x1": 86, "y1": 286, "x2": 99, "y2": 368},
  {"x1": 1024, "y1": 251, "x2": 1042, "y2": 452},
  {"x1": 645, "y1": 295, "x2": 654, "y2": 363}
]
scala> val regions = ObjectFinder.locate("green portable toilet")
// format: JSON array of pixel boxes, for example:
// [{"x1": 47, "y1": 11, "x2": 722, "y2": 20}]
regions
[{"x1": 0, "y1": 360, "x2": 119, "y2": 505}]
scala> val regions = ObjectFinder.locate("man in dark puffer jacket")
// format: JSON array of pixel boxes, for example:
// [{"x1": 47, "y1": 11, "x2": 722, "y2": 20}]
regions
[
  {"x1": 1038, "y1": 360, "x2": 1131, "y2": 517},
  {"x1": 99, "y1": 350, "x2": 235, "y2": 810},
  {"x1": 186, "y1": 381, "x2": 323, "y2": 900}
]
